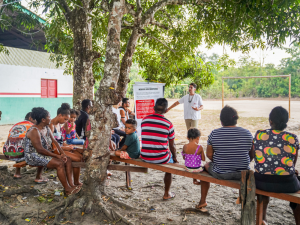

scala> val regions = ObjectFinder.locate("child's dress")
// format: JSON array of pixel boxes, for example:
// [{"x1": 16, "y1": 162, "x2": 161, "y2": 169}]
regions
[
  {"x1": 62, "y1": 122, "x2": 85, "y2": 145},
  {"x1": 181, "y1": 145, "x2": 203, "y2": 173}
]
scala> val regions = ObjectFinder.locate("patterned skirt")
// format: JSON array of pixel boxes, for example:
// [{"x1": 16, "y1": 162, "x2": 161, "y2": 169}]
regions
[{"x1": 25, "y1": 152, "x2": 52, "y2": 167}]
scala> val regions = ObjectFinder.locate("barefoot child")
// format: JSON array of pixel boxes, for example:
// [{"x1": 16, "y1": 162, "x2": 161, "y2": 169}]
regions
[
  {"x1": 62, "y1": 109, "x2": 85, "y2": 146},
  {"x1": 115, "y1": 119, "x2": 140, "y2": 159},
  {"x1": 182, "y1": 128, "x2": 205, "y2": 185}
]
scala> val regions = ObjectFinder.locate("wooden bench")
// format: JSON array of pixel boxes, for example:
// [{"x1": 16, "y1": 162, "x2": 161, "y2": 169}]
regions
[
  {"x1": 109, "y1": 154, "x2": 300, "y2": 225},
  {"x1": 2, "y1": 153, "x2": 300, "y2": 224}
]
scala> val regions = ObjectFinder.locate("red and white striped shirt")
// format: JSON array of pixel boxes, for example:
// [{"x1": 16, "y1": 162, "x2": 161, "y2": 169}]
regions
[{"x1": 141, "y1": 113, "x2": 175, "y2": 164}]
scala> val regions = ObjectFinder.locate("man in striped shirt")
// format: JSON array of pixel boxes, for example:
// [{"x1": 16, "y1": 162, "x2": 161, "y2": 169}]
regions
[{"x1": 141, "y1": 98, "x2": 177, "y2": 200}]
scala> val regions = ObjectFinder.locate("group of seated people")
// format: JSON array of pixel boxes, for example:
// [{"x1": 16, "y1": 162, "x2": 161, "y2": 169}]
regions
[
  {"x1": 4, "y1": 96, "x2": 300, "y2": 223},
  {"x1": 113, "y1": 98, "x2": 299, "y2": 225}
]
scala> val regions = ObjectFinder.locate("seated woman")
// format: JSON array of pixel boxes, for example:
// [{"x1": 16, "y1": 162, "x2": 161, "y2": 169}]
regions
[
  {"x1": 50, "y1": 103, "x2": 83, "y2": 186},
  {"x1": 197, "y1": 106, "x2": 253, "y2": 212},
  {"x1": 251, "y1": 106, "x2": 300, "y2": 224},
  {"x1": 24, "y1": 107, "x2": 81, "y2": 196}
]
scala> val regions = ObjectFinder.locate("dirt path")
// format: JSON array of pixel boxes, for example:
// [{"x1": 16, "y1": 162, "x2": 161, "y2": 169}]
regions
[{"x1": 0, "y1": 99, "x2": 299, "y2": 224}]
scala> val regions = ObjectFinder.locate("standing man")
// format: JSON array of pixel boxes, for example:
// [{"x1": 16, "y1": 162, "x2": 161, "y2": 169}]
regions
[
  {"x1": 166, "y1": 83, "x2": 203, "y2": 130},
  {"x1": 141, "y1": 98, "x2": 177, "y2": 200},
  {"x1": 76, "y1": 99, "x2": 92, "y2": 140}
]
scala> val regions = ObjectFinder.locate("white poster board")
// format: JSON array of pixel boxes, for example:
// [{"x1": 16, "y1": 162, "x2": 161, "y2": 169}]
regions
[{"x1": 133, "y1": 83, "x2": 165, "y2": 135}]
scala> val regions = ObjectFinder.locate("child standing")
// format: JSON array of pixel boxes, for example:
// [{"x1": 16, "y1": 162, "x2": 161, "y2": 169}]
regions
[
  {"x1": 115, "y1": 119, "x2": 140, "y2": 159},
  {"x1": 182, "y1": 128, "x2": 205, "y2": 185},
  {"x1": 62, "y1": 109, "x2": 85, "y2": 145}
]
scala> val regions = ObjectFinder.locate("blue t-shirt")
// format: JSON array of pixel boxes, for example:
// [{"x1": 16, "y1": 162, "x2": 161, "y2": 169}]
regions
[
  {"x1": 207, "y1": 127, "x2": 253, "y2": 174},
  {"x1": 124, "y1": 132, "x2": 140, "y2": 159}
]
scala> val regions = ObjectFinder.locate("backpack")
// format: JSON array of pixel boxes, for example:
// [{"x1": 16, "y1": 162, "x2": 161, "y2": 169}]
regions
[{"x1": 3, "y1": 121, "x2": 33, "y2": 161}]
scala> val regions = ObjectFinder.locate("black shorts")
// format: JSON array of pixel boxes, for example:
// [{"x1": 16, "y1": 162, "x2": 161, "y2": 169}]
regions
[{"x1": 255, "y1": 172, "x2": 300, "y2": 209}]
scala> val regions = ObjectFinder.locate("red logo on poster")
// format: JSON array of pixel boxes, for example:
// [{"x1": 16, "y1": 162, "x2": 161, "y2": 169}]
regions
[{"x1": 136, "y1": 99, "x2": 155, "y2": 119}]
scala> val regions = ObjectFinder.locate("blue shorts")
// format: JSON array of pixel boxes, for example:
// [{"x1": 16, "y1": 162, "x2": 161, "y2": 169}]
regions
[{"x1": 167, "y1": 155, "x2": 174, "y2": 163}]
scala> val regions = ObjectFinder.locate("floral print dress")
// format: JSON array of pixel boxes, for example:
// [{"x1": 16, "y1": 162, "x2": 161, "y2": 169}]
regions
[
  {"x1": 253, "y1": 129, "x2": 299, "y2": 175},
  {"x1": 23, "y1": 126, "x2": 53, "y2": 167}
]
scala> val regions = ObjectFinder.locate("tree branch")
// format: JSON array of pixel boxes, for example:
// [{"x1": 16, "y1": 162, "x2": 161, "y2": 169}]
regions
[
  {"x1": 149, "y1": 21, "x2": 168, "y2": 30},
  {"x1": 142, "y1": 0, "x2": 209, "y2": 26},
  {"x1": 125, "y1": 1, "x2": 136, "y2": 17},
  {"x1": 143, "y1": 33, "x2": 176, "y2": 53},
  {"x1": 56, "y1": 0, "x2": 71, "y2": 14}
]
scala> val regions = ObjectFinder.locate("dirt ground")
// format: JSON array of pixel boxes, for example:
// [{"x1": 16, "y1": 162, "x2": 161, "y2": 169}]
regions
[{"x1": 0, "y1": 99, "x2": 300, "y2": 224}]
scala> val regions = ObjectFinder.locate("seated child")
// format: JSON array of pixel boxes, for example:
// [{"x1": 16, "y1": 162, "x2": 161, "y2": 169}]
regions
[
  {"x1": 115, "y1": 119, "x2": 140, "y2": 159},
  {"x1": 62, "y1": 109, "x2": 85, "y2": 145},
  {"x1": 182, "y1": 128, "x2": 205, "y2": 185}
]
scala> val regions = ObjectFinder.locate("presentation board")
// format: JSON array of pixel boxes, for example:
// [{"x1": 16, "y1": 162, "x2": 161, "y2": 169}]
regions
[{"x1": 133, "y1": 82, "x2": 165, "y2": 135}]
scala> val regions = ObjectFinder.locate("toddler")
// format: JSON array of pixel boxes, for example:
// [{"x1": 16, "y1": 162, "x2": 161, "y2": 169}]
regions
[
  {"x1": 115, "y1": 119, "x2": 140, "y2": 159},
  {"x1": 182, "y1": 128, "x2": 205, "y2": 185},
  {"x1": 62, "y1": 109, "x2": 85, "y2": 145}
]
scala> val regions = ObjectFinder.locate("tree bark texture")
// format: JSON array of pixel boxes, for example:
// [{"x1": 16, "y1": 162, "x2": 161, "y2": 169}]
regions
[
  {"x1": 83, "y1": 0, "x2": 127, "y2": 202},
  {"x1": 67, "y1": 5, "x2": 98, "y2": 109}
]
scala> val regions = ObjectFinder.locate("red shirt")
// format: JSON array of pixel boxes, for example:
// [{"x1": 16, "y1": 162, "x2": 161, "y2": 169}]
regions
[{"x1": 140, "y1": 114, "x2": 175, "y2": 164}]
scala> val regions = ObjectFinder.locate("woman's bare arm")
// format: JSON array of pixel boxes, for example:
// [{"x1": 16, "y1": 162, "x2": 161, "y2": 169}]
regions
[
  {"x1": 49, "y1": 130, "x2": 67, "y2": 157},
  {"x1": 27, "y1": 129, "x2": 59, "y2": 158},
  {"x1": 206, "y1": 145, "x2": 214, "y2": 161}
]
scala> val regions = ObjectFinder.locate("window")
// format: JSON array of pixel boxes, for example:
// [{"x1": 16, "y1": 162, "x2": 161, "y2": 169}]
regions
[{"x1": 41, "y1": 79, "x2": 57, "y2": 98}]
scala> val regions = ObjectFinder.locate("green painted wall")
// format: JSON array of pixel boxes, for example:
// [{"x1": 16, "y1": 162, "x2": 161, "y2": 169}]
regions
[{"x1": 0, "y1": 97, "x2": 73, "y2": 125}]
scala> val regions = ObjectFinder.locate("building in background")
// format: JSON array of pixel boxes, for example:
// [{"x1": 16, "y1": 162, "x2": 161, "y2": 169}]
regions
[
  {"x1": 0, "y1": 47, "x2": 73, "y2": 125},
  {"x1": 0, "y1": 5, "x2": 73, "y2": 125}
]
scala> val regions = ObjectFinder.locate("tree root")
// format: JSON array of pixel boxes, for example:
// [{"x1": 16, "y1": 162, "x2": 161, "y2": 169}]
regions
[
  {"x1": 53, "y1": 195, "x2": 77, "y2": 225},
  {"x1": 0, "y1": 185, "x2": 38, "y2": 197}
]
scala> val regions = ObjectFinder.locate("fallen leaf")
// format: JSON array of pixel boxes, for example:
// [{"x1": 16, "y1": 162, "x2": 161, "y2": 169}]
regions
[
  {"x1": 183, "y1": 215, "x2": 187, "y2": 222},
  {"x1": 81, "y1": 212, "x2": 84, "y2": 216},
  {"x1": 167, "y1": 218, "x2": 173, "y2": 221}
]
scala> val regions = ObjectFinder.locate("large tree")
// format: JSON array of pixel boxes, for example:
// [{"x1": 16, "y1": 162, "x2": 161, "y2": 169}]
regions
[{"x1": 3, "y1": 0, "x2": 300, "y2": 222}]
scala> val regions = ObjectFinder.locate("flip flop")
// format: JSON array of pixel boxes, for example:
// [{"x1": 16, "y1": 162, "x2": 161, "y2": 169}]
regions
[
  {"x1": 13, "y1": 175, "x2": 22, "y2": 179},
  {"x1": 34, "y1": 178, "x2": 49, "y2": 184},
  {"x1": 66, "y1": 186, "x2": 82, "y2": 197},
  {"x1": 262, "y1": 221, "x2": 268, "y2": 225},
  {"x1": 163, "y1": 192, "x2": 176, "y2": 201},
  {"x1": 195, "y1": 203, "x2": 208, "y2": 212}
]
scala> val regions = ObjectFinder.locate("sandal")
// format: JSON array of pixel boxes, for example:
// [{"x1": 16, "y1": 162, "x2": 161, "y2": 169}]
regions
[
  {"x1": 195, "y1": 203, "x2": 208, "y2": 212},
  {"x1": 34, "y1": 178, "x2": 49, "y2": 184},
  {"x1": 13, "y1": 175, "x2": 22, "y2": 179},
  {"x1": 163, "y1": 192, "x2": 176, "y2": 201},
  {"x1": 66, "y1": 186, "x2": 82, "y2": 197}
]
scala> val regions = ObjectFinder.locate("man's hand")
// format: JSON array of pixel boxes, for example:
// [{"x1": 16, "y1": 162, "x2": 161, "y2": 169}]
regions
[
  {"x1": 173, "y1": 157, "x2": 179, "y2": 163},
  {"x1": 192, "y1": 106, "x2": 200, "y2": 111}
]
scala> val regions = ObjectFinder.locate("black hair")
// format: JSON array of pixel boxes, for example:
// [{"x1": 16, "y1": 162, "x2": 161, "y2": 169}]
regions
[
  {"x1": 189, "y1": 83, "x2": 197, "y2": 89},
  {"x1": 122, "y1": 98, "x2": 129, "y2": 107},
  {"x1": 82, "y1": 99, "x2": 91, "y2": 110},
  {"x1": 125, "y1": 119, "x2": 137, "y2": 128},
  {"x1": 70, "y1": 109, "x2": 80, "y2": 117},
  {"x1": 269, "y1": 106, "x2": 289, "y2": 130},
  {"x1": 154, "y1": 98, "x2": 168, "y2": 114},
  {"x1": 31, "y1": 107, "x2": 49, "y2": 125},
  {"x1": 57, "y1": 103, "x2": 71, "y2": 116},
  {"x1": 187, "y1": 128, "x2": 201, "y2": 139},
  {"x1": 220, "y1": 105, "x2": 239, "y2": 126},
  {"x1": 25, "y1": 112, "x2": 32, "y2": 120}
]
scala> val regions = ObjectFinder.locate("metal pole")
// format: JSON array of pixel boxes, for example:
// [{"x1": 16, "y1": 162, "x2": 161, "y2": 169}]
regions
[
  {"x1": 289, "y1": 75, "x2": 291, "y2": 118},
  {"x1": 222, "y1": 78, "x2": 224, "y2": 108}
]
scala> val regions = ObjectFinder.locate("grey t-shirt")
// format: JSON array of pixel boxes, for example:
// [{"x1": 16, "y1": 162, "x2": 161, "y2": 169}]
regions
[{"x1": 124, "y1": 132, "x2": 140, "y2": 159}]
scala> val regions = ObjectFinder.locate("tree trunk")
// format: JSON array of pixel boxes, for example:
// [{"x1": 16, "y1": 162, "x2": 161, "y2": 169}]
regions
[
  {"x1": 117, "y1": 29, "x2": 141, "y2": 95},
  {"x1": 68, "y1": 7, "x2": 97, "y2": 109},
  {"x1": 82, "y1": 0, "x2": 126, "y2": 206}
]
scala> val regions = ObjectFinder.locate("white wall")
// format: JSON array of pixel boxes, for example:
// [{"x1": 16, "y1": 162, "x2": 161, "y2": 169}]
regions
[{"x1": 0, "y1": 64, "x2": 73, "y2": 97}]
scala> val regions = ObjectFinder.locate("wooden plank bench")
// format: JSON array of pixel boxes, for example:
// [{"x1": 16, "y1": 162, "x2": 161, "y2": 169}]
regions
[{"x1": 109, "y1": 154, "x2": 300, "y2": 225}]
